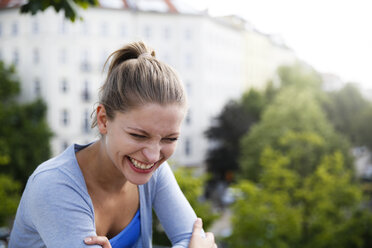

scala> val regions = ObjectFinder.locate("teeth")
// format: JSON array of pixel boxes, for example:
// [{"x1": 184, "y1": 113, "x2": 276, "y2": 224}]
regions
[{"x1": 129, "y1": 157, "x2": 155, "y2": 170}]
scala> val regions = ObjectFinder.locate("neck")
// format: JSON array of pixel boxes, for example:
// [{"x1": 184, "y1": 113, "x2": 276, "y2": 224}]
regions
[{"x1": 77, "y1": 140, "x2": 132, "y2": 193}]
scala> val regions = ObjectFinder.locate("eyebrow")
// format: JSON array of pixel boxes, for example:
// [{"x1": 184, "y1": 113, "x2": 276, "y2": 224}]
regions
[{"x1": 127, "y1": 127, "x2": 179, "y2": 137}]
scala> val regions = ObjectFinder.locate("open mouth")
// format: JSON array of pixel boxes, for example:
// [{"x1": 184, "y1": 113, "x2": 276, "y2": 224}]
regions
[{"x1": 127, "y1": 156, "x2": 157, "y2": 172}]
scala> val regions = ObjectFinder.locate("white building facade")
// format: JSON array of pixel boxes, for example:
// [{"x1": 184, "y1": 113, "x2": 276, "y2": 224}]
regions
[{"x1": 0, "y1": 0, "x2": 296, "y2": 166}]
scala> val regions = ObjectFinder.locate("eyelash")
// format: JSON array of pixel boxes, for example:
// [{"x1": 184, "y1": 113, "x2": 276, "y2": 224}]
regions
[
  {"x1": 129, "y1": 134, "x2": 178, "y2": 142},
  {"x1": 130, "y1": 133, "x2": 146, "y2": 139}
]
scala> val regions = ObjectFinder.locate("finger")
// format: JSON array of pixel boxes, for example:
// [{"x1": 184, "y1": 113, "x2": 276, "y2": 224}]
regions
[
  {"x1": 205, "y1": 232, "x2": 215, "y2": 243},
  {"x1": 192, "y1": 218, "x2": 203, "y2": 234},
  {"x1": 84, "y1": 236, "x2": 112, "y2": 248}
]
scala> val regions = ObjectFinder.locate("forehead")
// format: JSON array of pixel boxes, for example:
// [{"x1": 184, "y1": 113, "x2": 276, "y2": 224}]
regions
[{"x1": 115, "y1": 103, "x2": 185, "y2": 134}]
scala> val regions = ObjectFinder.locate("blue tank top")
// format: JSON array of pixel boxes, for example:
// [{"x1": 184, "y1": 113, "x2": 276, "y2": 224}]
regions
[{"x1": 109, "y1": 209, "x2": 141, "y2": 248}]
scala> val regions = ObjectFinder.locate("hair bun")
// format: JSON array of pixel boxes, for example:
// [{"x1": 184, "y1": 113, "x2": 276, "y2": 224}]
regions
[
  {"x1": 138, "y1": 51, "x2": 156, "y2": 59},
  {"x1": 105, "y1": 41, "x2": 155, "y2": 75}
]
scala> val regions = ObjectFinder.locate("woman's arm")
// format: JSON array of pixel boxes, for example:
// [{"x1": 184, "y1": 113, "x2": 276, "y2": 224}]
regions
[
  {"x1": 153, "y1": 163, "x2": 216, "y2": 248},
  {"x1": 17, "y1": 171, "x2": 101, "y2": 247},
  {"x1": 85, "y1": 219, "x2": 216, "y2": 248},
  {"x1": 153, "y1": 163, "x2": 196, "y2": 247}
]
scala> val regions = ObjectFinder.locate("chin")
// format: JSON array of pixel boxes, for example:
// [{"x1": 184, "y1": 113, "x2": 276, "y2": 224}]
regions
[{"x1": 127, "y1": 175, "x2": 153, "y2": 185}]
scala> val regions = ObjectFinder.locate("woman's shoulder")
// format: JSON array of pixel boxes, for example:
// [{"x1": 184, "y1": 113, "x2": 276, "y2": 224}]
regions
[
  {"x1": 148, "y1": 161, "x2": 173, "y2": 184},
  {"x1": 140, "y1": 161, "x2": 176, "y2": 197},
  {"x1": 26, "y1": 144, "x2": 87, "y2": 197}
]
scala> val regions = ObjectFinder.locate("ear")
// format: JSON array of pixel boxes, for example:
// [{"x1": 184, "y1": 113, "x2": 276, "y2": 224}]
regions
[{"x1": 96, "y1": 104, "x2": 108, "y2": 135}]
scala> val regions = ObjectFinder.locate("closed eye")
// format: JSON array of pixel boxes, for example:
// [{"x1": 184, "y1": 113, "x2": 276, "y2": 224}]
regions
[
  {"x1": 163, "y1": 137, "x2": 178, "y2": 142},
  {"x1": 130, "y1": 133, "x2": 146, "y2": 139}
]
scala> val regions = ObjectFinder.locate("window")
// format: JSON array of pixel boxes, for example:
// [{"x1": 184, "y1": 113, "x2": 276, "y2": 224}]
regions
[
  {"x1": 60, "y1": 20, "x2": 67, "y2": 34},
  {"x1": 61, "y1": 78, "x2": 68, "y2": 93},
  {"x1": 60, "y1": 49, "x2": 67, "y2": 64},
  {"x1": 81, "y1": 22, "x2": 89, "y2": 35},
  {"x1": 81, "y1": 50, "x2": 91, "y2": 72},
  {"x1": 184, "y1": 28, "x2": 192, "y2": 40},
  {"x1": 186, "y1": 82, "x2": 192, "y2": 96},
  {"x1": 34, "y1": 78, "x2": 41, "y2": 96},
  {"x1": 12, "y1": 22, "x2": 18, "y2": 36},
  {"x1": 185, "y1": 110, "x2": 191, "y2": 125},
  {"x1": 13, "y1": 49, "x2": 19, "y2": 65},
  {"x1": 61, "y1": 109, "x2": 69, "y2": 126},
  {"x1": 82, "y1": 80, "x2": 90, "y2": 102},
  {"x1": 33, "y1": 48, "x2": 40, "y2": 64},
  {"x1": 32, "y1": 19, "x2": 39, "y2": 34},
  {"x1": 163, "y1": 26, "x2": 171, "y2": 40},
  {"x1": 61, "y1": 141, "x2": 69, "y2": 151},
  {"x1": 185, "y1": 54, "x2": 192, "y2": 68},
  {"x1": 101, "y1": 22, "x2": 108, "y2": 36},
  {"x1": 83, "y1": 109, "x2": 90, "y2": 133},
  {"x1": 143, "y1": 26, "x2": 151, "y2": 39},
  {"x1": 101, "y1": 50, "x2": 109, "y2": 71},
  {"x1": 0, "y1": 23, "x2": 2, "y2": 37},
  {"x1": 119, "y1": 24, "x2": 126, "y2": 37},
  {"x1": 185, "y1": 138, "x2": 191, "y2": 156},
  {"x1": 162, "y1": 53, "x2": 171, "y2": 64}
]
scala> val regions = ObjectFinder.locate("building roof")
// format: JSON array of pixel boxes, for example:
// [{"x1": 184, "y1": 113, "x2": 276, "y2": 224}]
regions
[
  {"x1": 0, "y1": 0, "x2": 201, "y2": 14},
  {"x1": 0, "y1": 0, "x2": 25, "y2": 9}
]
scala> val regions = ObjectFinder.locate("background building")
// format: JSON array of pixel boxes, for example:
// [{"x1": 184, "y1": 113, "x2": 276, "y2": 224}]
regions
[{"x1": 0, "y1": 0, "x2": 297, "y2": 166}]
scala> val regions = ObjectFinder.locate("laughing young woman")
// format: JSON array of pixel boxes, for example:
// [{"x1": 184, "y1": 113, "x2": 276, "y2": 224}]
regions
[{"x1": 9, "y1": 42, "x2": 216, "y2": 248}]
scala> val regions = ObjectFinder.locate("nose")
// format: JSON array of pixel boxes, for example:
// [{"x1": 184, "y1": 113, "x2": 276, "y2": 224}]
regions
[{"x1": 142, "y1": 142, "x2": 161, "y2": 163}]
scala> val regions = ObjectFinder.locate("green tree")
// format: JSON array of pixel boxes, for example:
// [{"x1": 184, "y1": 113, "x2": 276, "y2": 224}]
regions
[
  {"x1": 205, "y1": 87, "x2": 272, "y2": 189},
  {"x1": 0, "y1": 174, "x2": 21, "y2": 226},
  {"x1": 228, "y1": 148, "x2": 302, "y2": 248},
  {"x1": 356, "y1": 105, "x2": 372, "y2": 151},
  {"x1": 20, "y1": 0, "x2": 98, "y2": 21},
  {"x1": 229, "y1": 146, "x2": 370, "y2": 247},
  {"x1": 297, "y1": 152, "x2": 363, "y2": 248},
  {"x1": 0, "y1": 61, "x2": 52, "y2": 188},
  {"x1": 240, "y1": 67, "x2": 352, "y2": 182},
  {"x1": 230, "y1": 63, "x2": 372, "y2": 247},
  {"x1": 277, "y1": 63, "x2": 323, "y2": 90},
  {"x1": 322, "y1": 83, "x2": 370, "y2": 145}
]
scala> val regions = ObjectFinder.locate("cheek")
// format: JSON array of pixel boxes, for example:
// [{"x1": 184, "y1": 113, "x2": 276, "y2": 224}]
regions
[{"x1": 162, "y1": 143, "x2": 177, "y2": 158}]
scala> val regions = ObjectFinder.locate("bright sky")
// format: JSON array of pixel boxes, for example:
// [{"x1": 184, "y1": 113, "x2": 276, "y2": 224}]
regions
[{"x1": 187, "y1": 0, "x2": 372, "y2": 90}]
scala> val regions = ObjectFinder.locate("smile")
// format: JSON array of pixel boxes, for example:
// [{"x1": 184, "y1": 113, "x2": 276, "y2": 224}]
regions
[{"x1": 128, "y1": 156, "x2": 156, "y2": 170}]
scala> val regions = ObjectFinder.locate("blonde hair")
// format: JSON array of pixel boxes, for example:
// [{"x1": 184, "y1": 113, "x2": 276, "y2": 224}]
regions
[{"x1": 92, "y1": 41, "x2": 187, "y2": 128}]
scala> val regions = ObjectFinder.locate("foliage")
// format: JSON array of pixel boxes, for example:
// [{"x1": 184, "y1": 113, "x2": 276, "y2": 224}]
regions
[
  {"x1": 0, "y1": 61, "x2": 52, "y2": 188},
  {"x1": 228, "y1": 147, "x2": 370, "y2": 248},
  {"x1": 322, "y1": 83, "x2": 372, "y2": 149},
  {"x1": 230, "y1": 63, "x2": 371, "y2": 246},
  {"x1": 20, "y1": 0, "x2": 98, "y2": 22},
  {"x1": 204, "y1": 88, "x2": 267, "y2": 185},
  {"x1": 228, "y1": 148, "x2": 302, "y2": 248},
  {"x1": 277, "y1": 63, "x2": 323, "y2": 91},
  {"x1": 297, "y1": 152, "x2": 362, "y2": 248},
  {"x1": 153, "y1": 166, "x2": 218, "y2": 246},
  {"x1": 356, "y1": 105, "x2": 372, "y2": 151},
  {"x1": 239, "y1": 66, "x2": 352, "y2": 182},
  {"x1": 0, "y1": 174, "x2": 21, "y2": 226}
]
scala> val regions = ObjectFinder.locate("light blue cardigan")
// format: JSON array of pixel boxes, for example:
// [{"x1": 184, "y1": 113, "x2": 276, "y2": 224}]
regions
[{"x1": 9, "y1": 144, "x2": 197, "y2": 248}]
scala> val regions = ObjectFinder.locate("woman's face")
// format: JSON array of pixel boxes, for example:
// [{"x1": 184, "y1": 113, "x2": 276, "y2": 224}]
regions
[{"x1": 98, "y1": 103, "x2": 185, "y2": 185}]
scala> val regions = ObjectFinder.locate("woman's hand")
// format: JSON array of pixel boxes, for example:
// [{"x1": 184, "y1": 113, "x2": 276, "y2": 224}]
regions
[
  {"x1": 83, "y1": 218, "x2": 216, "y2": 248},
  {"x1": 84, "y1": 236, "x2": 112, "y2": 248},
  {"x1": 189, "y1": 218, "x2": 217, "y2": 248}
]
